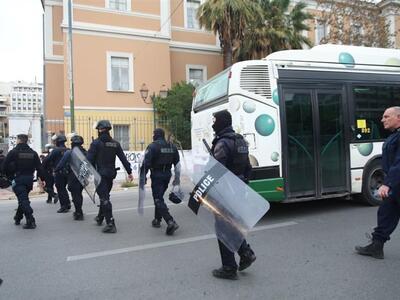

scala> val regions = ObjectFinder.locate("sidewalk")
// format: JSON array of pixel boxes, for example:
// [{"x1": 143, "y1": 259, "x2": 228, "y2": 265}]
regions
[{"x1": 0, "y1": 180, "x2": 138, "y2": 201}]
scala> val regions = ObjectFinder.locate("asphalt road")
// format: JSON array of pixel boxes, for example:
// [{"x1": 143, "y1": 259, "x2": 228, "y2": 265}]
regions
[{"x1": 1, "y1": 188, "x2": 400, "y2": 300}]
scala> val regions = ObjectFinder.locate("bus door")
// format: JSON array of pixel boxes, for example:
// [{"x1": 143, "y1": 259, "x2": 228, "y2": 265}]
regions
[{"x1": 281, "y1": 86, "x2": 349, "y2": 199}]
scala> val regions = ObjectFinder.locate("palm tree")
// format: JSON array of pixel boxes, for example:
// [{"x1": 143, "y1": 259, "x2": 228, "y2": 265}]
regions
[
  {"x1": 197, "y1": 0, "x2": 261, "y2": 68},
  {"x1": 238, "y1": 0, "x2": 312, "y2": 60}
]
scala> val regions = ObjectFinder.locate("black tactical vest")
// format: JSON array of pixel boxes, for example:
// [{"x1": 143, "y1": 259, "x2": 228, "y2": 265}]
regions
[
  {"x1": 225, "y1": 133, "x2": 249, "y2": 176},
  {"x1": 52, "y1": 146, "x2": 68, "y2": 168},
  {"x1": 96, "y1": 140, "x2": 118, "y2": 170},
  {"x1": 152, "y1": 140, "x2": 176, "y2": 168},
  {"x1": 15, "y1": 148, "x2": 36, "y2": 174}
]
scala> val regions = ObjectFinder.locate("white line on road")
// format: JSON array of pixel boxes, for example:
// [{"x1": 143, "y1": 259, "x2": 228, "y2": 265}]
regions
[
  {"x1": 85, "y1": 203, "x2": 185, "y2": 215},
  {"x1": 66, "y1": 221, "x2": 298, "y2": 262}
]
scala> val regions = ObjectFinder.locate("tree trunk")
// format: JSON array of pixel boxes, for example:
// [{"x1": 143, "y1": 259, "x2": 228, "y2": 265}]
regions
[{"x1": 223, "y1": 41, "x2": 233, "y2": 69}]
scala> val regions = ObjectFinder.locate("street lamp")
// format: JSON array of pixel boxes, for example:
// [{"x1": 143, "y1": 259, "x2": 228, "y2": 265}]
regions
[{"x1": 139, "y1": 84, "x2": 168, "y2": 129}]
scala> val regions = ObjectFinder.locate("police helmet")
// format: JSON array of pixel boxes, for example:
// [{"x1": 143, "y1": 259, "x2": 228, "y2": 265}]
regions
[
  {"x1": 168, "y1": 192, "x2": 182, "y2": 204},
  {"x1": 55, "y1": 134, "x2": 67, "y2": 143},
  {"x1": 95, "y1": 120, "x2": 112, "y2": 130},
  {"x1": 71, "y1": 135, "x2": 84, "y2": 146}
]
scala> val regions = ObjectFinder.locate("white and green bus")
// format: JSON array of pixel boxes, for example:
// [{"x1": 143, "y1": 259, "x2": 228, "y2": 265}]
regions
[{"x1": 191, "y1": 44, "x2": 400, "y2": 205}]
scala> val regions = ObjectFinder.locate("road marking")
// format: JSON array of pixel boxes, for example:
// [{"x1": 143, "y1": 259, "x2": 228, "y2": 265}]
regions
[
  {"x1": 85, "y1": 203, "x2": 185, "y2": 215},
  {"x1": 66, "y1": 221, "x2": 298, "y2": 262}
]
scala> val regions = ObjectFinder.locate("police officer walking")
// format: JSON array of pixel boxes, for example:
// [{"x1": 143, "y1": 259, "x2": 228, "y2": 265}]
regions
[
  {"x1": 43, "y1": 134, "x2": 71, "y2": 213},
  {"x1": 2, "y1": 134, "x2": 46, "y2": 229},
  {"x1": 42, "y1": 143, "x2": 58, "y2": 204},
  {"x1": 55, "y1": 135, "x2": 87, "y2": 221},
  {"x1": 210, "y1": 110, "x2": 256, "y2": 280},
  {"x1": 142, "y1": 128, "x2": 180, "y2": 235},
  {"x1": 87, "y1": 120, "x2": 133, "y2": 233},
  {"x1": 356, "y1": 106, "x2": 400, "y2": 259}
]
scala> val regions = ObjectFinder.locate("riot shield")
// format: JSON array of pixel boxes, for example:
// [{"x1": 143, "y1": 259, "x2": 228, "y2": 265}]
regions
[
  {"x1": 138, "y1": 152, "x2": 146, "y2": 215},
  {"x1": 172, "y1": 155, "x2": 270, "y2": 252},
  {"x1": 70, "y1": 147, "x2": 101, "y2": 203}
]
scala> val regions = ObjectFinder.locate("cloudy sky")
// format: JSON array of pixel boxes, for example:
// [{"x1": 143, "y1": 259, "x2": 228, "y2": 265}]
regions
[{"x1": 0, "y1": 1, "x2": 43, "y2": 83}]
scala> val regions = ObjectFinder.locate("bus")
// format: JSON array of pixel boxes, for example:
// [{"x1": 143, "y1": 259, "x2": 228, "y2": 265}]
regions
[{"x1": 191, "y1": 44, "x2": 400, "y2": 206}]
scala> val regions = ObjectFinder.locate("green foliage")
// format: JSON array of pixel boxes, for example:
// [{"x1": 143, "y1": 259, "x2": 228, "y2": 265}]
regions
[
  {"x1": 154, "y1": 82, "x2": 194, "y2": 149},
  {"x1": 120, "y1": 181, "x2": 138, "y2": 188}
]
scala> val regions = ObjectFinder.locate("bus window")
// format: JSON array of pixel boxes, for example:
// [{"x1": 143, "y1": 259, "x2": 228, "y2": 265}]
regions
[
  {"x1": 193, "y1": 69, "x2": 230, "y2": 110},
  {"x1": 353, "y1": 85, "x2": 400, "y2": 141}
]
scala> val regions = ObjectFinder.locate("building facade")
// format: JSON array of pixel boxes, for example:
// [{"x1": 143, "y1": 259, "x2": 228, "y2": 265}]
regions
[
  {"x1": 42, "y1": 0, "x2": 222, "y2": 150},
  {"x1": 0, "y1": 83, "x2": 10, "y2": 145},
  {"x1": 8, "y1": 81, "x2": 43, "y2": 153}
]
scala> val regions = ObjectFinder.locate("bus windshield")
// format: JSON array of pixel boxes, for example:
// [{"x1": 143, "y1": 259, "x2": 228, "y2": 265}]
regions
[{"x1": 193, "y1": 69, "x2": 230, "y2": 110}]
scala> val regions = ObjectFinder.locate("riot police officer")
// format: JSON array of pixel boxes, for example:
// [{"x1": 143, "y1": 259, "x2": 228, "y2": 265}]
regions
[
  {"x1": 55, "y1": 135, "x2": 87, "y2": 220},
  {"x1": 42, "y1": 143, "x2": 58, "y2": 204},
  {"x1": 2, "y1": 134, "x2": 46, "y2": 229},
  {"x1": 87, "y1": 120, "x2": 133, "y2": 233},
  {"x1": 142, "y1": 128, "x2": 180, "y2": 235},
  {"x1": 43, "y1": 134, "x2": 70, "y2": 213},
  {"x1": 210, "y1": 110, "x2": 256, "y2": 280}
]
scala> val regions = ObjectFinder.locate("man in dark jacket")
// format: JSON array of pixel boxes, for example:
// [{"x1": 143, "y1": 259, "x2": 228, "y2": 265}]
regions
[
  {"x1": 210, "y1": 110, "x2": 256, "y2": 280},
  {"x1": 356, "y1": 106, "x2": 400, "y2": 259},
  {"x1": 42, "y1": 134, "x2": 70, "y2": 212},
  {"x1": 87, "y1": 120, "x2": 133, "y2": 233},
  {"x1": 142, "y1": 128, "x2": 180, "y2": 235},
  {"x1": 3, "y1": 134, "x2": 46, "y2": 229},
  {"x1": 55, "y1": 135, "x2": 87, "y2": 221}
]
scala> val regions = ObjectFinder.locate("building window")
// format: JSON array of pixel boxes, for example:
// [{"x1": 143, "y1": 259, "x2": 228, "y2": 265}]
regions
[
  {"x1": 107, "y1": 52, "x2": 134, "y2": 92},
  {"x1": 106, "y1": 0, "x2": 130, "y2": 11},
  {"x1": 113, "y1": 125, "x2": 130, "y2": 150},
  {"x1": 315, "y1": 19, "x2": 328, "y2": 45},
  {"x1": 186, "y1": 0, "x2": 201, "y2": 29},
  {"x1": 186, "y1": 65, "x2": 207, "y2": 87}
]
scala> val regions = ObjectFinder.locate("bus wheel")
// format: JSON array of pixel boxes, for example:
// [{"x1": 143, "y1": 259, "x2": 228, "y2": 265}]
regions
[{"x1": 361, "y1": 159, "x2": 384, "y2": 206}]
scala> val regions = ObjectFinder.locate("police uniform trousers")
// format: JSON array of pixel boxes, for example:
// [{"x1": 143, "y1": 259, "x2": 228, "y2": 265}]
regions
[
  {"x1": 372, "y1": 194, "x2": 400, "y2": 243},
  {"x1": 96, "y1": 176, "x2": 114, "y2": 223},
  {"x1": 218, "y1": 239, "x2": 250, "y2": 270},
  {"x1": 55, "y1": 172, "x2": 70, "y2": 208},
  {"x1": 151, "y1": 170, "x2": 173, "y2": 222},
  {"x1": 45, "y1": 171, "x2": 56, "y2": 198},
  {"x1": 68, "y1": 175, "x2": 84, "y2": 214},
  {"x1": 13, "y1": 175, "x2": 34, "y2": 219}
]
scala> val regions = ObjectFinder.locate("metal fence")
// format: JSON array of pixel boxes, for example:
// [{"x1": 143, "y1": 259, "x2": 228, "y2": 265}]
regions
[{"x1": 43, "y1": 116, "x2": 182, "y2": 151}]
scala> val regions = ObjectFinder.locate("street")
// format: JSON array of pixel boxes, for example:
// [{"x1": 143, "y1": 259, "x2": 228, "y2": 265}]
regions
[{"x1": 1, "y1": 189, "x2": 400, "y2": 300}]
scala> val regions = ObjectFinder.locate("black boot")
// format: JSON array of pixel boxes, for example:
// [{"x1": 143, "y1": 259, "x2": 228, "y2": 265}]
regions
[
  {"x1": 13, "y1": 214, "x2": 23, "y2": 225},
  {"x1": 46, "y1": 196, "x2": 52, "y2": 204},
  {"x1": 23, "y1": 216, "x2": 36, "y2": 229},
  {"x1": 212, "y1": 266, "x2": 238, "y2": 280},
  {"x1": 53, "y1": 194, "x2": 59, "y2": 204},
  {"x1": 238, "y1": 246, "x2": 256, "y2": 271},
  {"x1": 151, "y1": 218, "x2": 161, "y2": 228},
  {"x1": 166, "y1": 220, "x2": 179, "y2": 235},
  {"x1": 355, "y1": 240, "x2": 384, "y2": 259},
  {"x1": 94, "y1": 215, "x2": 104, "y2": 226},
  {"x1": 73, "y1": 212, "x2": 84, "y2": 221},
  {"x1": 102, "y1": 219, "x2": 117, "y2": 233},
  {"x1": 57, "y1": 206, "x2": 70, "y2": 213}
]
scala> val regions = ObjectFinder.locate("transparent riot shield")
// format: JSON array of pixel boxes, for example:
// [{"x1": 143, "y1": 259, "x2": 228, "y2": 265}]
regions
[
  {"x1": 138, "y1": 152, "x2": 146, "y2": 215},
  {"x1": 173, "y1": 154, "x2": 270, "y2": 252},
  {"x1": 70, "y1": 147, "x2": 101, "y2": 204}
]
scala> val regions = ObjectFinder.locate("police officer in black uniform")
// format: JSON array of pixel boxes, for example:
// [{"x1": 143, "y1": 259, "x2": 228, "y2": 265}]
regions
[
  {"x1": 43, "y1": 134, "x2": 71, "y2": 213},
  {"x1": 87, "y1": 120, "x2": 133, "y2": 233},
  {"x1": 142, "y1": 128, "x2": 180, "y2": 235},
  {"x1": 356, "y1": 106, "x2": 400, "y2": 259},
  {"x1": 210, "y1": 110, "x2": 256, "y2": 280},
  {"x1": 2, "y1": 134, "x2": 46, "y2": 229},
  {"x1": 42, "y1": 143, "x2": 58, "y2": 204},
  {"x1": 55, "y1": 135, "x2": 87, "y2": 221}
]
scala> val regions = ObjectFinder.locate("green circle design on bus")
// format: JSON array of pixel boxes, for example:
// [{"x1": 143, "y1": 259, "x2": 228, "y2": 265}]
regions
[
  {"x1": 271, "y1": 152, "x2": 279, "y2": 162},
  {"x1": 339, "y1": 52, "x2": 355, "y2": 68},
  {"x1": 272, "y1": 89, "x2": 279, "y2": 105},
  {"x1": 255, "y1": 114, "x2": 275, "y2": 136},
  {"x1": 385, "y1": 58, "x2": 400, "y2": 66},
  {"x1": 357, "y1": 143, "x2": 373, "y2": 156},
  {"x1": 243, "y1": 101, "x2": 256, "y2": 113}
]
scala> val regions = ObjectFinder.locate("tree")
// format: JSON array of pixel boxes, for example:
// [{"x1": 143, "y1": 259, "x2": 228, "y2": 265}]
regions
[
  {"x1": 197, "y1": 0, "x2": 261, "y2": 68},
  {"x1": 154, "y1": 82, "x2": 194, "y2": 149},
  {"x1": 238, "y1": 0, "x2": 313, "y2": 60},
  {"x1": 316, "y1": 0, "x2": 395, "y2": 48}
]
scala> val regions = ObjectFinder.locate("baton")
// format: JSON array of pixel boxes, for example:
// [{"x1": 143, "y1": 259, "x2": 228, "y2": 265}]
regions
[{"x1": 202, "y1": 139, "x2": 213, "y2": 156}]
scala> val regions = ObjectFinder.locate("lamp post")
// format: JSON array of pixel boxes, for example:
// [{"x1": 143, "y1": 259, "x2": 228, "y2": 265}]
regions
[{"x1": 139, "y1": 84, "x2": 168, "y2": 129}]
